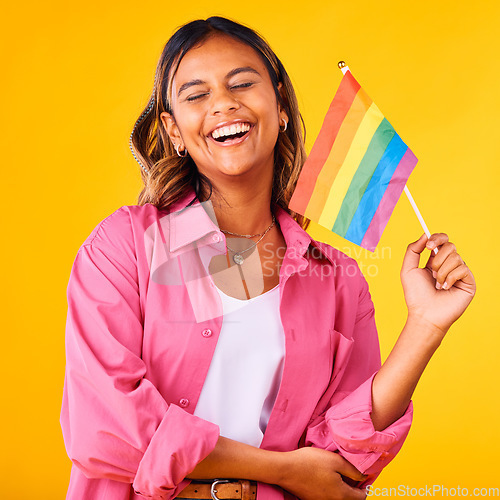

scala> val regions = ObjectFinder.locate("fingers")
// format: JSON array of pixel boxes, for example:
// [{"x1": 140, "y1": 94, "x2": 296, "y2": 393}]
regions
[
  {"x1": 439, "y1": 263, "x2": 472, "y2": 290},
  {"x1": 406, "y1": 232, "x2": 474, "y2": 290},
  {"x1": 425, "y1": 232, "x2": 449, "y2": 252},
  {"x1": 333, "y1": 455, "x2": 367, "y2": 482},
  {"x1": 400, "y1": 233, "x2": 428, "y2": 275},
  {"x1": 339, "y1": 481, "x2": 368, "y2": 500},
  {"x1": 333, "y1": 455, "x2": 368, "y2": 499},
  {"x1": 427, "y1": 238, "x2": 473, "y2": 289},
  {"x1": 430, "y1": 242, "x2": 463, "y2": 289}
]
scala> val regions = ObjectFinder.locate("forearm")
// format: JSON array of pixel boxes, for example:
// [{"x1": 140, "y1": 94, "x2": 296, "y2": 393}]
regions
[
  {"x1": 188, "y1": 437, "x2": 368, "y2": 499},
  {"x1": 371, "y1": 315, "x2": 445, "y2": 431},
  {"x1": 187, "y1": 435, "x2": 288, "y2": 485}
]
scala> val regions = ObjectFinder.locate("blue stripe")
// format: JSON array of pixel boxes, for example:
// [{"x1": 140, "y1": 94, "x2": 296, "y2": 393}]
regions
[{"x1": 344, "y1": 134, "x2": 408, "y2": 245}]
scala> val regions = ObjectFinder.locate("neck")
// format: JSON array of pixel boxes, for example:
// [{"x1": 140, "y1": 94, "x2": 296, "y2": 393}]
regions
[{"x1": 198, "y1": 173, "x2": 276, "y2": 236}]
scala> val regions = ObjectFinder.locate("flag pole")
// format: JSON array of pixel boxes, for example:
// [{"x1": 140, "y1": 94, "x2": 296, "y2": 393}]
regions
[
  {"x1": 337, "y1": 61, "x2": 437, "y2": 254},
  {"x1": 403, "y1": 185, "x2": 438, "y2": 255}
]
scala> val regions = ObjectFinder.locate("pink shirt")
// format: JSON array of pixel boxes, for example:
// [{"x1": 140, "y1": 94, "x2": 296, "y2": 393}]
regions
[{"x1": 60, "y1": 187, "x2": 413, "y2": 500}]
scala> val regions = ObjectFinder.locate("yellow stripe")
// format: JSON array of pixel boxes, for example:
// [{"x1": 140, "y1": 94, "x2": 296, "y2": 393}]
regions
[
  {"x1": 305, "y1": 88, "x2": 372, "y2": 221},
  {"x1": 318, "y1": 102, "x2": 385, "y2": 228}
]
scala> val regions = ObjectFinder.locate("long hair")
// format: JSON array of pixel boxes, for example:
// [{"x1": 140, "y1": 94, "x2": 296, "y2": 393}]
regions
[{"x1": 130, "y1": 16, "x2": 310, "y2": 230}]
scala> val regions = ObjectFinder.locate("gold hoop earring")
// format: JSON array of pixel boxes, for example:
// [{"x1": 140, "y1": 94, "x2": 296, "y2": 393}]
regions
[
  {"x1": 280, "y1": 118, "x2": 288, "y2": 133},
  {"x1": 175, "y1": 144, "x2": 188, "y2": 158}
]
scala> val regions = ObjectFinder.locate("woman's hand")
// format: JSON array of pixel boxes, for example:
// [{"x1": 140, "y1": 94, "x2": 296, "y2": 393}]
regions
[
  {"x1": 279, "y1": 447, "x2": 367, "y2": 500},
  {"x1": 400, "y1": 233, "x2": 476, "y2": 337},
  {"x1": 187, "y1": 436, "x2": 367, "y2": 499}
]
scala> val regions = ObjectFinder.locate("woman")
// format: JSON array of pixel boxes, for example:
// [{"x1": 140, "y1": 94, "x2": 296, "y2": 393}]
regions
[{"x1": 60, "y1": 16, "x2": 476, "y2": 500}]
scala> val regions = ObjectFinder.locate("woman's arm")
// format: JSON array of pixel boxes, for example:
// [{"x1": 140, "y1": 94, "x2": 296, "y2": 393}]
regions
[
  {"x1": 370, "y1": 232, "x2": 475, "y2": 431},
  {"x1": 303, "y1": 250, "x2": 413, "y2": 487},
  {"x1": 188, "y1": 435, "x2": 368, "y2": 500},
  {"x1": 61, "y1": 209, "x2": 221, "y2": 499}
]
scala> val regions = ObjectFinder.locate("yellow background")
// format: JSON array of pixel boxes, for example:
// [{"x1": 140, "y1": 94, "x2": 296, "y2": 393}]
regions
[{"x1": 2, "y1": 1, "x2": 499, "y2": 498}]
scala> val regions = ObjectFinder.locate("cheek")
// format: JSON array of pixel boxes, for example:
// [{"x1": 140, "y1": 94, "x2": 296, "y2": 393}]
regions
[
  {"x1": 259, "y1": 102, "x2": 281, "y2": 138},
  {"x1": 259, "y1": 93, "x2": 281, "y2": 129},
  {"x1": 175, "y1": 112, "x2": 204, "y2": 144}
]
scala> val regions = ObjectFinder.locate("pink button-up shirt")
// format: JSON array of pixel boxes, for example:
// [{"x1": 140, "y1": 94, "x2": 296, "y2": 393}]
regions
[{"x1": 61, "y1": 187, "x2": 413, "y2": 500}]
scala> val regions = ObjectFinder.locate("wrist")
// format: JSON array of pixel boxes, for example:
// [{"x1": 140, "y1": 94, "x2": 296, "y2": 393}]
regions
[
  {"x1": 273, "y1": 450, "x2": 296, "y2": 490},
  {"x1": 259, "y1": 449, "x2": 292, "y2": 486},
  {"x1": 234, "y1": 446, "x2": 291, "y2": 486},
  {"x1": 404, "y1": 313, "x2": 447, "y2": 347}
]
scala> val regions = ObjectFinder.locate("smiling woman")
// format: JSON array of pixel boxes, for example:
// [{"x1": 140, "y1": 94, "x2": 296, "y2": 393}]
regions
[
  {"x1": 129, "y1": 17, "x2": 306, "y2": 228},
  {"x1": 160, "y1": 35, "x2": 288, "y2": 189},
  {"x1": 60, "y1": 15, "x2": 475, "y2": 500}
]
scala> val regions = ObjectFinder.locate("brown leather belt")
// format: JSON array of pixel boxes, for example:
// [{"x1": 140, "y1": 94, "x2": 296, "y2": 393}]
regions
[{"x1": 176, "y1": 479, "x2": 257, "y2": 500}]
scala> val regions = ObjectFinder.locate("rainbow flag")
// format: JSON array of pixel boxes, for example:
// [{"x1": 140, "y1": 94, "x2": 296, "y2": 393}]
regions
[{"x1": 289, "y1": 67, "x2": 418, "y2": 252}]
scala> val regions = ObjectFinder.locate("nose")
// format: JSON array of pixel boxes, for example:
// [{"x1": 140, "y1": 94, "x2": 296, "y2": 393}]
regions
[{"x1": 210, "y1": 86, "x2": 240, "y2": 115}]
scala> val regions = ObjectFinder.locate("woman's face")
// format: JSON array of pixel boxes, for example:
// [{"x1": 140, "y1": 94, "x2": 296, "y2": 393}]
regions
[{"x1": 161, "y1": 34, "x2": 288, "y2": 186}]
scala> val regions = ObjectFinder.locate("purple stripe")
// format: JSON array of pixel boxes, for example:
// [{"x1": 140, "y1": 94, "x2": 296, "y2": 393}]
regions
[{"x1": 360, "y1": 148, "x2": 418, "y2": 251}]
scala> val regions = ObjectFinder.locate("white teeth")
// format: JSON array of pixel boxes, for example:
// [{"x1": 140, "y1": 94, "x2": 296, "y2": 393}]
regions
[{"x1": 211, "y1": 122, "x2": 251, "y2": 140}]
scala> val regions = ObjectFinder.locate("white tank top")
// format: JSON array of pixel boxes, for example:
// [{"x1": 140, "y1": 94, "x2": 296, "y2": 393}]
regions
[{"x1": 193, "y1": 283, "x2": 285, "y2": 447}]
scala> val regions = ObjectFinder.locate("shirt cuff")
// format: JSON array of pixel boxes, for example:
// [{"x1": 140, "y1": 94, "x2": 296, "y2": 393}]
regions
[
  {"x1": 133, "y1": 404, "x2": 220, "y2": 499},
  {"x1": 306, "y1": 373, "x2": 413, "y2": 476}
]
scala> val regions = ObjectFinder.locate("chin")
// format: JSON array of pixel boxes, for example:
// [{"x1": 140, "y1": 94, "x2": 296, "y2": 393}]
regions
[
  {"x1": 219, "y1": 165, "x2": 254, "y2": 177},
  {"x1": 213, "y1": 158, "x2": 257, "y2": 177}
]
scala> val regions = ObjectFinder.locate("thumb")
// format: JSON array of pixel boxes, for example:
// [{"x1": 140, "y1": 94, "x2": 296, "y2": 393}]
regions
[{"x1": 401, "y1": 233, "x2": 428, "y2": 276}]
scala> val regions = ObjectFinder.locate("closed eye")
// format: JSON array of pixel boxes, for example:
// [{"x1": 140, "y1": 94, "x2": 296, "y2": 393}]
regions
[
  {"x1": 231, "y1": 82, "x2": 254, "y2": 90},
  {"x1": 185, "y1": 82, "x2": 254, "y2": 102},
  {"x1": 186, "y1": 93, "x2": 209, "y2": 102}
]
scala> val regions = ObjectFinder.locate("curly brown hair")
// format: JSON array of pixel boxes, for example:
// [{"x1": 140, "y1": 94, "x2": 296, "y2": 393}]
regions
[{"x1": 130, "y1": 16, "x2": 309, "y2": 230}]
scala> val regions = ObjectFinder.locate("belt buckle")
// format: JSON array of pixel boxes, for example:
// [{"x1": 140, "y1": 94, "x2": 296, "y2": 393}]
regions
[{"x1": 211, "y1": 479, "x2": 230, "y2": 500}]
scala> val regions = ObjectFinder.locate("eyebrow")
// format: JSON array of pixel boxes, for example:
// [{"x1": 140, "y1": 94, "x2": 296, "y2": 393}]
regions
[
  {"x1": 226, "y1": 66, "x2": 261, "y2": 79},
  {"x1": 177, "y1": 67, "x2": 261, "y2": 97}
]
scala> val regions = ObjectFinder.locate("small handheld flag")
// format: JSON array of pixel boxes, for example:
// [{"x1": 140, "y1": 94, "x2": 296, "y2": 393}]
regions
[{"x1": 289, "y1": 62, "x2": 426, "y2": 252}]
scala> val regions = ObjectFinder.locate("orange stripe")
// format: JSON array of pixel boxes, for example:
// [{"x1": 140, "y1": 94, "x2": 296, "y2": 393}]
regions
[
  {"x1": 288, "y1": 72, "x2": 360, "y2": 215},
  {"x1": 305, "y1": 88, "x2": 373, "y2": 221}
]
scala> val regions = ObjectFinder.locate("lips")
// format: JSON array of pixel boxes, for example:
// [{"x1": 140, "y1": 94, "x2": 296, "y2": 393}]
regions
[{"x1": 207, "y1": 120, "x2": 253, "y2": 146}]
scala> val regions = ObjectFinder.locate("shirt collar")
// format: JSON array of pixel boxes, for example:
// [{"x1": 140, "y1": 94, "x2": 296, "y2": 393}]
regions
[
  {"x1": 163, "y1": 186, "x2": 335, "y2": 267},
  {"x1": 165, "y1": 190, "x2": 220, "y2": 253}
]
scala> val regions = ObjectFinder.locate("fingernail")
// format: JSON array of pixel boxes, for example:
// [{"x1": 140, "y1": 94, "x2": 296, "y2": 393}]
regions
[
  {"x1": 442, "y1": 282, "x2": 448, "y2": 290},
  {"x1": 432, "y1": 270, "x2": 437, "y2": 279},
  {"x1": 436, "y1": 282, "x2": 442, "y2": 290},
  {"x1": 427, "y1": 241, "x2": 435, "y2": 249}
]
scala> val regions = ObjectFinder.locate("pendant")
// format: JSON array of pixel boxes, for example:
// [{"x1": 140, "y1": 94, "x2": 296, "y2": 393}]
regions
[{"x1": 233, "y1": 253, "x2": 244, "y2": 265}]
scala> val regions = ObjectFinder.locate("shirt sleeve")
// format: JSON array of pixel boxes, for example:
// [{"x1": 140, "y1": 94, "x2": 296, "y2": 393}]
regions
[
  {"x1": 60, "y1": 213, "x2": 220, "y2": 499},
  {"x1": 303, "y1": 262, "x2": 413, "y2": 486}
]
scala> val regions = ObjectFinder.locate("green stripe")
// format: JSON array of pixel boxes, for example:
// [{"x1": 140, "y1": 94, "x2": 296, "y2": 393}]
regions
[{"x1": 332, "y1": 118, "x2": 396, "y2": 236}]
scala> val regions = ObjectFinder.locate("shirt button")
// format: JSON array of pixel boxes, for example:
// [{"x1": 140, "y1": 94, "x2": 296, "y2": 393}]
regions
[
  {"x1": 179, "y1": 398, "x2": 190, "y2": 408},
  {"x1": 201, "y1": 328, "x2": 213, "y2": 337},
  {"x1": 212, "y1": 233, "x2": 221, "y2": 243}
]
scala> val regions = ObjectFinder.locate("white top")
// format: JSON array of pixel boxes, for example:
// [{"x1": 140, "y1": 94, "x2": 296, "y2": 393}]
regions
[{"x1": 193, "y1": 283, "x2": 285, "y2": 447}]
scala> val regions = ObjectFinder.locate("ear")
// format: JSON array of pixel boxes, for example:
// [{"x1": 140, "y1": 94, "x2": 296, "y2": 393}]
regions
[
  {"x1": 276, "y1": 82, "x2": 289, "y2": 126},
  {"x1": 160, "y1": 111, "x2": 184, "y2": 149}
]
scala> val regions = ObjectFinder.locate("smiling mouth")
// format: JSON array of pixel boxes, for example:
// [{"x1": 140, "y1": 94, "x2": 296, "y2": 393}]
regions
[
  {"x1": 213, "y1": 130, "x2": 248, "y2": 142},
  {"x1": 210, "y1": 122, "x2": 252, "y2": 143}
]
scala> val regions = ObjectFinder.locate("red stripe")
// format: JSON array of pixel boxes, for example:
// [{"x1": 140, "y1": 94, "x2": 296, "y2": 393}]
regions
[{"x1": 289, "y1": 71, "x2": 361, "y2": 215}]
